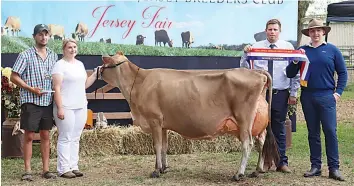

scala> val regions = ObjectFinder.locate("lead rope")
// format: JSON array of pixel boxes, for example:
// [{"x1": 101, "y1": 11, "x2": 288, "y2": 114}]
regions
[
  {"x1": 95, "y1": 67, "x2": 100, "y2": 99},
  {"x1": 129, "y1": 67, "x2": 140, "y2": 105}
]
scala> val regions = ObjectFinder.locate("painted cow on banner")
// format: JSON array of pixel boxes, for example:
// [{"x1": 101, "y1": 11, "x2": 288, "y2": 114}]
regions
[
  {"x1": 74, "y1": 22, "x2": 88, "y2": 41},
  {"x1": 4, "y1": 16, "x2": 21, "y2": 36},
  {"x1": 154, "y1": 30, "x2": 173, "y2": 47},
  {"x1": 48, "y1": 24, "x2": 65, "y2": 40},
  {"x1": 181, "y1": 31, "x2": 194, "y2": 48}
]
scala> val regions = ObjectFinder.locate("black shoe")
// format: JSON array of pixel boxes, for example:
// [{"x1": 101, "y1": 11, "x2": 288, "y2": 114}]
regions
[
  {"x1": 72, "y1": 170, "x2": 84, "y2": 177},
  {"x1": 60, "y1": 171, "x2": 76, "y2": 179},
  {"x1": 329, "y1": 170, "x2": 345, "y2": 181},
  {"x1": 304, "y1": 167, "x2": 321, "y2": 177}
]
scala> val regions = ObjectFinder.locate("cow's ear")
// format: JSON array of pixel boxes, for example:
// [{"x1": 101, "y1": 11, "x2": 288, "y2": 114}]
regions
[
  {"x1": 102, "y1": 56, "x2": 114, "y2": 64},
  {"x1": 116, "y1": 51, "x2": 124, "y2": 56}
]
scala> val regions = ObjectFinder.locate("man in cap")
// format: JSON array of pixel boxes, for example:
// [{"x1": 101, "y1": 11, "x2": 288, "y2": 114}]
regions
[
  {"x1": 240, "y1": 18, "x2": 300, "y2": 173},
  {"x1": 11, "y1": 24, "x2": 58, "y2": 181},
  {"x1": 286, "y1": 18, "x2": 347, "y2": 181}
]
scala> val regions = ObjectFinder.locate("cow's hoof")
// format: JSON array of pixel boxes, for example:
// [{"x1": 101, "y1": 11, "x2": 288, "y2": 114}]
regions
[
  {"x1": 248, "y1": 171, "x2": 259, "y2": 178},
  {"x1": 150, "y1": 171, "x2": 160, "y2": 178},
  {"x1": 257, "y1": 169, "x2": 266, "y2": 174},
  {"x1": 161, "y1": 166, "x2": 170, "y2": 174},
  {"x1": 231, "y1": 174, "x2": 245, "y2": 181}
]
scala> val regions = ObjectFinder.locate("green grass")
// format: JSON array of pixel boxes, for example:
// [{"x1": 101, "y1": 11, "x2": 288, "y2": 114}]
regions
[
  {"x1": 1, "y1": 36, "x2": 243, "y2": 57},
  {"x1": 342, "y1": 83, "x2": 354, "y2": 100},
  {"x1": 288, "y1": 121, "x2": 354, "y2": 159}
]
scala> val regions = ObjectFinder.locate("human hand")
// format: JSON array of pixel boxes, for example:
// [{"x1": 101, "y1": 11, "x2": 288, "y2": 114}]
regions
[
  {"x1": 31, "y1": 87, "x2": 45, "y2": 96},
  {"x1": 57, "y1": 108, "x2": 65, "y2": 120},
  {"x1": 288, "y1": 96, "x2": 297, "y2": 105},
  {"x1": 93, "y1": 66, "x2": 102, "y2": 73},
  {"x1": 244, "y1": 45, "x2": 252, "y2": 53},
  {"x1": 333, "y1": 93, "x2": 340, "y2": 102},
  {"x1": 299, "y1": 48, "x2": 305, "y2": 54}
]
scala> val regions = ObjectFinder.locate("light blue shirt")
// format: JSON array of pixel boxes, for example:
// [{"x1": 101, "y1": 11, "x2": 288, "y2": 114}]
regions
[{"x1": 240, "y1": 39, "x2": 300, "y2": 97}]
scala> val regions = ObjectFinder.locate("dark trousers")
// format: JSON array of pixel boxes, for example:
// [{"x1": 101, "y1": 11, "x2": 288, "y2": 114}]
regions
[
  {"x1": 289, "y1": 112, "x2": 297, "y2": 132},
  {"x1": 300, "y1": 92, "x2": 339, "y2": 171},
  {"x1": 270, "y1": 89, "x2": 289, "y2": 167}
]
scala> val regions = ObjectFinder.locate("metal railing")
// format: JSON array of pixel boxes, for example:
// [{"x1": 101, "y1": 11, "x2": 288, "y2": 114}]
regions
[{"x1": 339, "y1": 46, "x2": 354, "y2": 68}]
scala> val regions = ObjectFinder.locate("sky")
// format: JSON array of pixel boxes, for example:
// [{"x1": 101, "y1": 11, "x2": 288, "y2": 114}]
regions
[{"x1": 1, "y1": 0, "x2": 298, "y2": 47}]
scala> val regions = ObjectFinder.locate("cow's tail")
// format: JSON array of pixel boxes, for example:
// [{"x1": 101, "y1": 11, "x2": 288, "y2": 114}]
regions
[{"x1": 256, "y1": 70, "x2": 279, "y2": 168}]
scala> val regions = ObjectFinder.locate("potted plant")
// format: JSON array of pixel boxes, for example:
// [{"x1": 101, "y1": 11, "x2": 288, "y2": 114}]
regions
[
  {"x1": 1, "y1": 67, "x2": 21, "y2": 119},
  {"x1": 285, "y1": 96, "x2": 299, "y2": 149},
  {"x1": 1, "y1": 67, "x2": 24, "y2": 158}
]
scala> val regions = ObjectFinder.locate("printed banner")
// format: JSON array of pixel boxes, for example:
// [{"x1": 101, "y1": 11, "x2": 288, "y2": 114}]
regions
[{"x1": 1, "y1": 0, "x2": 298, "y2": 56}]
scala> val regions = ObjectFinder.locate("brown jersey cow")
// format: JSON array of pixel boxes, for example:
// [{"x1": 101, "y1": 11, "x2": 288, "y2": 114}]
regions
[{"x1": 98, "y1": 52, "x2": 279, "y2": 181}]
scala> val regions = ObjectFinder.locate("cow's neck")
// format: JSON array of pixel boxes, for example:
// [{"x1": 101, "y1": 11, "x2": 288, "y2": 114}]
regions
[{"x1": 116, "y1": 62, "x2": 145, "y2": 106}]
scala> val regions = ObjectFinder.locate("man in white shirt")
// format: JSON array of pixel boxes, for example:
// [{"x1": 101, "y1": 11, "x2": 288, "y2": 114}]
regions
[{"x1": 240, "y1": 19, "x2": 300, "y2": 173}]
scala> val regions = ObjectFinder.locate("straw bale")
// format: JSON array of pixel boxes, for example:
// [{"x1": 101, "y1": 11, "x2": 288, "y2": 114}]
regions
[{"x1": 50, "y1": 125, "x2": 242, "y2": 157}]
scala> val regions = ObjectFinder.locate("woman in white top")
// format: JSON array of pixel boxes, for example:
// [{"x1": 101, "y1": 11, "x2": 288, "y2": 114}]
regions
[{"x1": 52, "y1": 38, "x2": 98, "y2": 178}]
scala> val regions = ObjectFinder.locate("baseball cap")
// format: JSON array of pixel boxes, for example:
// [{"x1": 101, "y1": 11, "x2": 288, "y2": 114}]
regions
[{"x1": 33, "y1": 24, "x2": 49, "y2": 35}]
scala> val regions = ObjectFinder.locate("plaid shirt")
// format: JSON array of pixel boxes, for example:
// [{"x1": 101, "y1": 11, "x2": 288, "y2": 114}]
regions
[{"x1": 12, "y1": 46, "x2": 58, "y2": 106}]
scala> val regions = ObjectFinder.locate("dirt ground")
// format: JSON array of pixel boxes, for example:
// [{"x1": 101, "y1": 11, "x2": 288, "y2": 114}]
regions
[{"x1": 1, "y1": 150, "x2": 353, "y2": 186}]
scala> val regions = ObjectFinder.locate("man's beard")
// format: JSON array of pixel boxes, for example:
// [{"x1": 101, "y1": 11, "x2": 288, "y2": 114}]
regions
[{"x1": 36, "y1": 42, "x2": 47, "y2": 48}]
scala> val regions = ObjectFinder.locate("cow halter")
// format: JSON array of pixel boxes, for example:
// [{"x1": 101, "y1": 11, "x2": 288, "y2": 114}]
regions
[
  {"x1": 95, "y1": 61, "x2": 127, "y2": 100},
  {"x1": 96, "y1": 60, "x2": 140, "y2": 105}
]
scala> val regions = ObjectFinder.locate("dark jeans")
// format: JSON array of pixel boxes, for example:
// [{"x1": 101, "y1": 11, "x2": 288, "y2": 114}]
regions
[
  {"x1": 300, "y1": 92, "x2": 339, "y2": 171},
  {"x1": 270, "y1": 89, "x2": 289, "y2": 167}
]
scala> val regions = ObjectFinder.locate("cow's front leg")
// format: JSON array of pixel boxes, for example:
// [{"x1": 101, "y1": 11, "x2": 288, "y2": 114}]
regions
[
  {"x1": 161, "y1": 128, "x2": 169, "y2": 173},
  {"x1": 232, "y1": 131, "x2": 253, "y2": 181},
  {"x1": 151, "y1": 126, "x2": 163, "y2": 178}
]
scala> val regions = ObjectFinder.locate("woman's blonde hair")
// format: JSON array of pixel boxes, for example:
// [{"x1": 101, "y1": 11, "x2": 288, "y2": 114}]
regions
[{"x1": 62, "y1": 38, "x2": 77, "y2": 50}]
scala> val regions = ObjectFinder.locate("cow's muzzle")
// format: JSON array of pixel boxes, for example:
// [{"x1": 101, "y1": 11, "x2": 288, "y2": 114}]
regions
[{"x1": 97, "y1": 61, "x2": 127, "y2": 80}]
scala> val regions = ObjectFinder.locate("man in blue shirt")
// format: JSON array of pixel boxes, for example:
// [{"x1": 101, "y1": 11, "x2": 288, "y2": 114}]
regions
[
  {"x1": 240, "y1": 19, "x2": 300, "y2": 173},
  {"x1": 286, "y1": 18, "x2": 347, "y2": 181}
]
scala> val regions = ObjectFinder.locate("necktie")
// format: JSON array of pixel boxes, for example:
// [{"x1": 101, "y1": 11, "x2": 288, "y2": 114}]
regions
[{"x1": 268, "y1": 44, "x2": 276, "y2": 78}]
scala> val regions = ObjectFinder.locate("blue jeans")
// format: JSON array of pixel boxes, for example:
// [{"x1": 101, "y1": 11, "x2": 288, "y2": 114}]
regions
[{"x1": 300, "y1": 92, "x2": 339, "y2": 171}]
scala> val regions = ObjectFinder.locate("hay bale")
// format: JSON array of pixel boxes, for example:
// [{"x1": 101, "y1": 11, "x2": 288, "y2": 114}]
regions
[
  {"x1": 50, "y1": 126, "x2": 242, "y2": 157},
  {"x1": 50, "y1": 126, "x2": 126, "y2": 157},
  {"x1": 191, "y1": 135, "x2": 241, "y2": 153},
  {"x1": 121, "y1": 126, "x2": 154, "y2": 155},
  {"x1": 166, "y1": 131, "x2": 193, "y2": 155}
]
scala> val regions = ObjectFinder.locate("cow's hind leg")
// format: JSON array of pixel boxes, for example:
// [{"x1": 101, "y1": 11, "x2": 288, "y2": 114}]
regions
[
  {"x1": 161, "y1": 128, "x2": 169, "y2": 173},
  {"x1": 232, "y1": 130, "x2": 254, "y2": 181},
  {"x1": 151, "y1": 125, "x2": 163, "y2": 178},
  {"x1": 232, "y1": 111, "x2": 256, "y2": 181},
  {"x1": 249, "y1": 129, "x2": 267, "y2": 178}
]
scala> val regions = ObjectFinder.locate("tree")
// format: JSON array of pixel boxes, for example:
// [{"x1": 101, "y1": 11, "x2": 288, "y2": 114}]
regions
[{"x1": 297, "y1": 0, "x2": 314, "y2": 48}]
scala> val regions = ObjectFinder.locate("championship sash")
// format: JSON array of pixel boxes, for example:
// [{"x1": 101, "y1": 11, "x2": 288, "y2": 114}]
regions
[{"x1": 246, "y1": 48, "x2": 310, "y2": 87}]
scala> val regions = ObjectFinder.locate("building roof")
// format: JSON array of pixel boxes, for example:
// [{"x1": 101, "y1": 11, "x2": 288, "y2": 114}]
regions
[{"x1": 327, "y1": 0, "x2": 354, "y2": 22}]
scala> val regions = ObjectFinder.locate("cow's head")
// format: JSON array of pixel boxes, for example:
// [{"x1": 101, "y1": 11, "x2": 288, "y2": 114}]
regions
[
  {"x1": 137, "y1": 35, "x2": 146, "y2": 40},
  {"x1": 99, "y1": 51, "x2": 130, "y2": 87}
]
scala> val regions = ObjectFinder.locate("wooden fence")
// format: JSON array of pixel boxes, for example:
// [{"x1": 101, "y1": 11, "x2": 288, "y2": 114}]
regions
[{"x1": 86, "y1": 70, "x2": 132, "y2": 121}]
